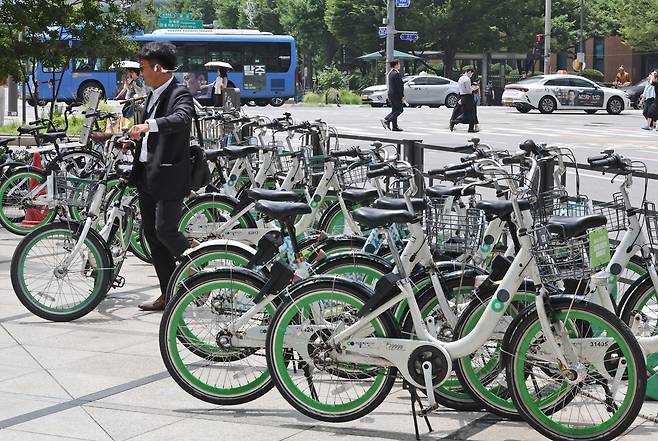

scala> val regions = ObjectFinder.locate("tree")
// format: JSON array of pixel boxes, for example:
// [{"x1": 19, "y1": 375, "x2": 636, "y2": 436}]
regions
[
  {"x1": 278, "y1": 0, "x2": 337, "y2": 81},
  {"x1": 325, "y1": 0, "x2": 383, "y2": 61},
  {"x1": 0, "y1": 0, "x2": 148, "y2": 118},
  {"x1": 216, "y1": 2, "x2": 241, "y2": 28},
  {"x1": 617, "y1": 0, "x2": 658, "y2": 50}
]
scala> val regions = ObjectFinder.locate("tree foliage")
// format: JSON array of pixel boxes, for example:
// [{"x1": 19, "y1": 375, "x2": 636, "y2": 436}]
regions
[
  {"x1": 0, "y1": 0, "x2": 149, "y2": 116},
  {"x1": 617, "y1": 0, "x2": 658, "y2": 50}
]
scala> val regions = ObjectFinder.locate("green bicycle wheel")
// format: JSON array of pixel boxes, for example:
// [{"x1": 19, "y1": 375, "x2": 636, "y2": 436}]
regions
[
  {"x1": 10, "y1": 221, "x2": 113, "y2": 321},
  {"x1": 507, "y1": 299, "x2": 646, "y2": 441}
]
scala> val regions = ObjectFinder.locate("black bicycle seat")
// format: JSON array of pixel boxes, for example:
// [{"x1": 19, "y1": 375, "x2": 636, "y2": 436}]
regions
[
  {"x1": 247, "y1": 188, "x2": 302, "y2": 202},
  {"x1": 223, "y1": 145, "x2": 258, "y2": 159},
  {"x1": 475, "y1": 199, "x2": 532, "y2": 220},
  {"x1": 352, "y1": 207, "x2": 415, "y2": 228},
  {"x1": 426, "y1": 185, "x2": 476, "y2": 198},
  {"x1": 255, "y1": 200, "x2": 311, "y2": 220},
  {"x1": 342, "y1": 188, "x2": 379, "y2": 204},
  {"x1": 0, "y1": 137, "x2": 16, "y2": 148},
  {"x1": 204, "y1": 149, "x2": 224, "y2": 161},
  {"x1": 546, "y1": 214, "x2": 607, "y2": 238},
  {"x1": 40, "y1": 131, "x2": 67, "y2": 143},
  {"x1": 374, "y1": 196, "x2": 426, "y2": 212}
]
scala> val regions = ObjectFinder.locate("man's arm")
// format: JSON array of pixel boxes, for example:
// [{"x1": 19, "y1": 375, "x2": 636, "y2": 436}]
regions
[{"x1": 152, "y1": 90, "x2": 194, "y2": 135}]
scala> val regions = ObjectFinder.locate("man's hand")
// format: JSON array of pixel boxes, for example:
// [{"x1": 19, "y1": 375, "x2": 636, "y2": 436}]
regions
[{"x1": 128, "y1": 123, "x2": 149, "y2": 140}]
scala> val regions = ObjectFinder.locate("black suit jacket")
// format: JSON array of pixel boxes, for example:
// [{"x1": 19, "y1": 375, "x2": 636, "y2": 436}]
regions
[
  {"x1": 387, "y1": 69, "x2": 404, "y2": 101},
  {"x1": 131, "y1": 78, "x2": 194, "y2": 201}
]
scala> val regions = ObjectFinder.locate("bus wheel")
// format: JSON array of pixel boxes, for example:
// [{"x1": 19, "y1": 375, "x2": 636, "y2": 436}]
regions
[
  {"x1": 77, "y1": 81, "x2": 104, "y2": 103},
  {"x1": 270, "y1": 97, "x2": 286, "y2": 107}
]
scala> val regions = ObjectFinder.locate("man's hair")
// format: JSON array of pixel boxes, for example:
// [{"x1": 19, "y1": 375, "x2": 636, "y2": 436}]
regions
[
  {"x1": 137, "y1": 41, "x2": 177, "y2": 70},
  {"x1": 390, "y1": 60, "x2": 400, "y2": 68},
  {"x1": 464, "y1": 67, "x2": 475, "y2": 73}
]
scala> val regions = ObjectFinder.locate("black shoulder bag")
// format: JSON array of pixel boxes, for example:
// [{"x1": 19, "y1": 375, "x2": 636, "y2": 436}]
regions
[{"x1": 190, "y1": 112, "x2": 211, "y2": 191}]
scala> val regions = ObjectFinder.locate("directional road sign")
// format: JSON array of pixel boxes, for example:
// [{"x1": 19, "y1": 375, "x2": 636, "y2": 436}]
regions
[
  {"x1": 157, "y1": 18, "x2": 203, "y2": 29},
  {"x1": 378, "y1": 27, "x2": 387, "y2": 38},
  {"x1": 400, "y1": 32, "x2": 419, "y2": 41},
  {"x1": 396, "y1": 0, "x2": 411, "y2": 7}
]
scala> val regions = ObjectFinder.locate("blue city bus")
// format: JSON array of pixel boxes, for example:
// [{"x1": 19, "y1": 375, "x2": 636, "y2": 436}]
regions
[{"x1": 36, "y1": 29, "x2": 297, "y2": 106}]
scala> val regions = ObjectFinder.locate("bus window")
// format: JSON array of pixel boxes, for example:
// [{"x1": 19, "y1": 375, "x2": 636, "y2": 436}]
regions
[
  {"x1": 184, "y1": 44, "x2": 206, "y2": 71},
  {"x1": 208, "y1": 42, "x2": 243, "y2": 71},
  {"x1": 243, "y1": 42, "x2": 291, "y2": 73}
]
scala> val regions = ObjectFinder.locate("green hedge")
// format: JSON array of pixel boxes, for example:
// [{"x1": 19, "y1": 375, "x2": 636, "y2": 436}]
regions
[{"x1": 303, "y1": 89, "x2": 362, "y2": 105}]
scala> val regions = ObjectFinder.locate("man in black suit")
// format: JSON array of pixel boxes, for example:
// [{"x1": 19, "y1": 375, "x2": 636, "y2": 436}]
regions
[
  {"x1": 381, "y1": 60, "x2": 405, "y2": 132},
  {"x1": 128, "y1": 41, "x2": 194, "y2": 311}
]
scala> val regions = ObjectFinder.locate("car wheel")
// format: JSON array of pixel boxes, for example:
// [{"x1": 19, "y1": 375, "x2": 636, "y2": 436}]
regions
[
  {"x1": 270, "y1": 97, "x2": 286, "y2": 107},
  {"x1": 445, "y1": 93, "x2": 459, "y2": 108},
  {"x1": 584, "y1": 109, "x2": 598, "y2": 114},
  {"x1": 538, "y1": 96, "x2": 557, "y2": 114},
  {"x1": 516, "y1": 106, "x2": 532, "y2": 113},
  {"x1": 606, "y1": 96, "x2": 624, "y2": 115}
]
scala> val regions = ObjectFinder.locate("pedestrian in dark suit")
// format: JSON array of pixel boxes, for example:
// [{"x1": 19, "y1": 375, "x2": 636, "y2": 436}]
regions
[
  {"x1": 128, "y1": 41, "x2": 194, "y2": 311},
  {"x1": 381, "y1": 60, "x2": 405, "y2": 132}
]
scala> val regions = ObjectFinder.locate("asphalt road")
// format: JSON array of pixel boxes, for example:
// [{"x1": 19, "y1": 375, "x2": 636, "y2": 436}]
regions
[{"x1": 246, "y1": 104, "x2": 658, "y2": 204}]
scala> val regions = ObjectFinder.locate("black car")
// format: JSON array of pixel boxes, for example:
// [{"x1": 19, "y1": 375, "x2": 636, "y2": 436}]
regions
[{"x1": 619, "y1": 79, "x2": 648, "y2": 109}]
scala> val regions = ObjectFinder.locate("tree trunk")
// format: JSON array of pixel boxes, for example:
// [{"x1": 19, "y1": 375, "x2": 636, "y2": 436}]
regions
[{"x1": 443, "y1": 50, "x2": 456, "y2": 79}]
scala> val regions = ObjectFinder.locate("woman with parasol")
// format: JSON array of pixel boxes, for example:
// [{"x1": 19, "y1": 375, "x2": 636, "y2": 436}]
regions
[{"x1": 201, "y1": 61, "x2": 232, "y2": 107}]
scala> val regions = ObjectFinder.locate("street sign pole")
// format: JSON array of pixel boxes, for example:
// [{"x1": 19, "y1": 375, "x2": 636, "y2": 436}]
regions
[
  {"x1": 385, "y1": 0, "x2": 395, "y2": 75},
  {"x1": 543, "y1": 0, "x2": 552, "y2": 74}
]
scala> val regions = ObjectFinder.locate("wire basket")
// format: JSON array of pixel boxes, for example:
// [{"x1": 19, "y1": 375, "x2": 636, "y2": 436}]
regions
[
  {"x1": 531, "y1": 226, "x2": 602, "y2": 283},
  {"x1": 337, "y1": 160, "x2": 370, "y2": 189},
  {"x1": 425, "y1": 200, "x2": 486, "y2": 254},
  {"x1": 302, "y1": 146, "x2": 327, "y2": 179},
  {"x1": 644, "y1": 201, "x2": 658, "y2": 245},
  {"x1": 533, "y1": 189, "x2": 591, "y2": 223},
  {"x1": 45, "y1": 172, "x2": 97, "y2": 208},
  {"x1": 592, "y1": 193, "x2": 627, "y2": 232}
]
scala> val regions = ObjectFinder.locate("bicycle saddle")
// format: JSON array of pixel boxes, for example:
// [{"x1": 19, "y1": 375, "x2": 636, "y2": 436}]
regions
[
  {"x1": 374, "y1": 196, "x2": 426, "y2": 212},
  {"x1": 546, "y1": 214, "x2": 607, "y2": 238},
  {"x1": 223, "y1": 145, "x2": 258, "y2": 159},
  {"x1": 247, "y1": 188, "x2": 301, "y2": 202},
  {"x1": 475, "y1": 199, "x2": 532, "y2": 220},
  {"x1": 341, "y1": 188, "x2": 379, "y2": 204},
  {"x1": 0, "y1": 137, "x2": 16, "y2": 148},
  {"x1": 352, "y1": 207, "x2": 415, "y2": 228},
  {"x1": 426, "y1": 185, "x2": 476, "y2": 198},
  {"x1": 204, "y1": 149, "x2": 224, "y2": 161},
  {"x1": 40, "y1": 131, "x2": 67, "y2": 143},
  {"x1": 255, "y1": 200, "x2": 311, "y2": 220},
  {"x1": 17, "y1": 125, "x2": 45, "y2": 135}
]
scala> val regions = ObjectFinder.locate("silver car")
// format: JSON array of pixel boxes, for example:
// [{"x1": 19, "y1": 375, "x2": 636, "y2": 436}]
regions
[{"x1": 361, "y1": 75, "x2": 460, "y2": 108}]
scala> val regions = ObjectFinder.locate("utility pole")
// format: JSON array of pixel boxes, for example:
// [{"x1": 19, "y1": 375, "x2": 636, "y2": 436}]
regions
[
  {"x1": 385, "y1": 0, "x2": 395, "y2": 75},
  {"x1": 578, "y1": 0, "x2": 585, "y2": 71},
  {"x1": 543, "y1": 0, "x2": 552, "y2": 74}
]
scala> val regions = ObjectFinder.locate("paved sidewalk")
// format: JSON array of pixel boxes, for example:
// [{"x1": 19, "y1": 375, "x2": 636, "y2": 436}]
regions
[{"x1": 0, "y1": 229, "x2": 657, "y2": 440}]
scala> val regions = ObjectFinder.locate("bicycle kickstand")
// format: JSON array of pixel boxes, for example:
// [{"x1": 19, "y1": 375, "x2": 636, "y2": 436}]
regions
[{"x1": 405, "y1": 380, "x2": 433, "y2": 441}]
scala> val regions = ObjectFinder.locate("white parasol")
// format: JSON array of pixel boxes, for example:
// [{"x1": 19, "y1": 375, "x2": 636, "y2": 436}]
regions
[{"x1": 204, "y1": 61, "x2": 233, "y2": 70}]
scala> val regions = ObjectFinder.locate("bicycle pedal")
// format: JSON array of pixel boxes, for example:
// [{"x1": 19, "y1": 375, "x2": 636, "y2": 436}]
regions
[
  {"x1": 417, "y1": 403, "x2": 440, "y2": 417},
  {"x1": 112, "y1": 275, "x2": 125, "y2": 289}
]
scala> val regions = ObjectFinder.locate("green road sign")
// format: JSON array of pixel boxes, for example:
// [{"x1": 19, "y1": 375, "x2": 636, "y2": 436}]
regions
[
  {"x1": 159, "y1": 12, "x2": 193, "y2": 19},
  {"x1": 157, "y1": 18, "x2": 203, "y2": 29}
]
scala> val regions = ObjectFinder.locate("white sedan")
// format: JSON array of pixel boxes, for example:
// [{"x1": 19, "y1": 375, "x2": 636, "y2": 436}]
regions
[
  {"x1": 502, "y1": 74, "x2": 631, "y2": 115},
  {"x1": 361, "y1": 75, "x2": 460, "y2": 108}
]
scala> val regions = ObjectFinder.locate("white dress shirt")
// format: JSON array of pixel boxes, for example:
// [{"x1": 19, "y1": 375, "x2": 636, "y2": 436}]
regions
[
  {"x1": 140, "y1": 76, "x2": 174, "y2": 163},
  {"x1": 458, "y1": 75, "x2": 472, "y2": 95}
]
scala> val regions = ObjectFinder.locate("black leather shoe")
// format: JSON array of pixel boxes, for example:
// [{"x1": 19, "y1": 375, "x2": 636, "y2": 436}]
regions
[
  {"x1": 449, "y1": 122, "x2": 455, "y2": 131},
  {"x1": 380, "y1": 119, "x2": 389, "y2": 130},
  {"x1": 392, "y1": 127, "x2": 404, "y2": 132},
  {"x1": 139, "y1": 296, "x2": 166, "y2": 311}
]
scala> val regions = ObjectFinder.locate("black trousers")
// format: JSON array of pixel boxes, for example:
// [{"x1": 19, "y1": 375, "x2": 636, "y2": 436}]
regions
[
  {"x1": 453, "y1": 94, "x2": 476, "y2": 130},
  {"x1": 385, "y1": 98, "x2": 404, "y2": 129},
  {"x1": 213, "y1": 92, "x2": 223, "y2": 108},
  {"x1": 138, "y1": 188, "x2": 189, "y2": 297}
]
